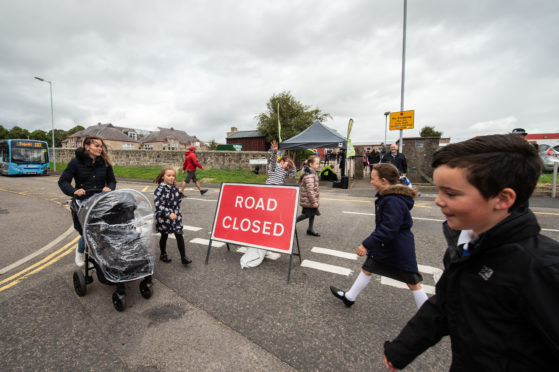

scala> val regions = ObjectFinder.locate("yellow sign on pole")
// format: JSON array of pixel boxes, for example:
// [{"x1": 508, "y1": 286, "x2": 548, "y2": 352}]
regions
[{"x1": 389, "y1": 110, "x2": 414, "y2": 130}]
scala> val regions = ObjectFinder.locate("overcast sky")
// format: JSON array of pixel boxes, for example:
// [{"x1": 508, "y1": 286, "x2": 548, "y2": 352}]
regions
[{"x1": 1, "y1": 0, "x2": 558, "y2": 144}]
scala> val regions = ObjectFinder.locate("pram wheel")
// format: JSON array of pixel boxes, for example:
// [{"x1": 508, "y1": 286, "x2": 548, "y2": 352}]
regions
[
  {"x1": 112, "y1": 291, "x2": 126, "y2": 312},
  {"x1": 73, "y1": 270, "x2": 87, "y2": 297},
  {"x1": 139, "y1": 279, "x2": 153, "y2": 299}
]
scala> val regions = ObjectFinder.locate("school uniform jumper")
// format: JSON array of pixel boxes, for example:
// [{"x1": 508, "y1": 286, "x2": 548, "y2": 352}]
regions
[{"x1": 384, "y1": 209, "x2": 559, "y2": 371}]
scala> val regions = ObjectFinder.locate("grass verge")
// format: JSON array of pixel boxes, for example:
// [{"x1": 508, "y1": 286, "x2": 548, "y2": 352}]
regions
[{"x1": 54, "y1": 163, "x2": 269, "y2": 184}]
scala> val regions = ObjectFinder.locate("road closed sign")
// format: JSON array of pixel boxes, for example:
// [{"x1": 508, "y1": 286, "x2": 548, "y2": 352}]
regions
[
  {"x1": 211, "y1": 183, "x2": 300, "y2": 254},
  {"x1": 390, "y1": 110, "x2": 415, "y2": 130}
]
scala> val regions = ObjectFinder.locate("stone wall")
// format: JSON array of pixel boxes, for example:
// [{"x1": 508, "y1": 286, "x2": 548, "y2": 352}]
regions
[
  {"x1": 402, "y1": 137, "x2": 441, "y2": 184},
  {"x1": 52, "y1": 149, "x2": 270, "y2": 171}
]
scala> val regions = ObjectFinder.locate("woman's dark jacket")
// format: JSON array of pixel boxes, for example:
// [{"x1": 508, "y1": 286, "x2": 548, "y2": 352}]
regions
[
  {"x1": 384, "y1": 209, "x2": 559, "y2": 371},
  {"x1": 381, "y1": 152, "x2": 407, "y2": 174},
  {"x1": 58, "y1": 147, "x2": 116, "y2": 235},
  {"x1": 58, "y1": 147, "x2": 116, "y2": 197},
  {"x1": 362, "y1": 184, "x2": 418, "y2": 273},
  {"x1": 367, "y1": 150, "x2": 381, "y2": 164}
]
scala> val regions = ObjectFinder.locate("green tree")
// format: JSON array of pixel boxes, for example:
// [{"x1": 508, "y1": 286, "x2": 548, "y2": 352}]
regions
[
  {"x1": 256, "y1": 91, "x2": 331, "y2": 142},
  {"x1": 30, "y1": 129, "x2": 49, "y2": 142},
  {"x1": 0, "y1": 125, "x2": 8, "y2": 139},
  {"x1": 66, "y1": 125, "x2": 85, "y2": 136},
  {"x1": 8, "y1": 126, "x2": 30, "y2": 139},
  {"x1": 208, "y1": 140, "x2": 218, "y2": 150},
  {"x1": 420, "y1": 125, "x2": 442, "y2": 137},
  {"x1": 49, "y1": 129, "x2": 67, "y2": 147}
]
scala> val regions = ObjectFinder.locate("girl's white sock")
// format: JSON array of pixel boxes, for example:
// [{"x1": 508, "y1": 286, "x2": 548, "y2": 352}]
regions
[
  {"x1": 344, "y1": 271, "x2": 372, "y2": 301},
  {"x1": 412, "y1": 288, "x2": 428, "y2": 308}
]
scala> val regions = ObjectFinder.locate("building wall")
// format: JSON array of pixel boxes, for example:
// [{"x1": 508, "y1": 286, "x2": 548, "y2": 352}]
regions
[
  {"x1": 226, "y1": 137, "x2": 267, "y2": 151},
  {"x1": 52, "y1": 148, "x2": 270, "y2": 171},
  {"x1": 401, "y1": 137, "x2": 442, "y2": 183}
]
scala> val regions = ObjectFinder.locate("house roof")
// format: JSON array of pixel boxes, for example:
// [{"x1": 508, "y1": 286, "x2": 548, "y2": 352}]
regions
[
  {"x1": 71, "y1": 123, "x2": 138, "y2": 142},
  {"x1": 227, "y1": 130, "x2": 264, "y2": 139},
  {"x1": 142, "y1": 127, "x2": 196, "y2": 144}
]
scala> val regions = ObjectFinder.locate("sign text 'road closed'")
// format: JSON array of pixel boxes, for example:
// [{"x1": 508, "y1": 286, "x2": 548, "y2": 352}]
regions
[{"x1": 211, "y1": 183, "x2": 299, "y2": 254}]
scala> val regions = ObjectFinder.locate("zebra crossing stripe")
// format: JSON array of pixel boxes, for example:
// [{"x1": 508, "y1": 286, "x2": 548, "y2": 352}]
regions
[
  {"x1": 301, "y1": 260, "x2": 353, "y2": 276},
  {"x1": 190, "y1": 238, "x2": 225, "y2": 248},
  {"x1": 380, "y1": 276, "x2": 436, "y2": 295},
  {"x1": 183, "y1": 225, "x2": 202, "y2": 231},
  {"x1": 311, "y1": 247, "x2": 358, "y2": 260}
]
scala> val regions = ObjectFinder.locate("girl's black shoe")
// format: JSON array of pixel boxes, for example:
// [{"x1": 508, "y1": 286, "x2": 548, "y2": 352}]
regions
[
  {"x1": 160, "y1": 253, "x2": 172, "y2": 263},
  {"x1": 181, "y1": 256, "x2": 192, "y2": 265},
  {"x1": 307, "y1": 230, "x2": 320, "y2": 237}
]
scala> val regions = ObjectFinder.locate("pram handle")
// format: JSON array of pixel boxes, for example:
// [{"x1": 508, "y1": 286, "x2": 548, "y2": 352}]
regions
[{"x1": 74, "y1": 188, "x2": 107, "y2": 200}]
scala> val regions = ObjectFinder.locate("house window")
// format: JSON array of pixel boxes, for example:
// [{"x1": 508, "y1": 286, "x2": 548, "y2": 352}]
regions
[
  {"x1": 143, "y1": 144, "x2": 153, "y2": 150},
  {"x1": 122, "y1": 143, "x2": 135, "y2": 150}
]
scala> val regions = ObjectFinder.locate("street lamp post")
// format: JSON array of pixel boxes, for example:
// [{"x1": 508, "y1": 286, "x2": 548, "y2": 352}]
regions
[
  {"x1": 399, "y1": 0, "x2": 408, "y2": 151},
  {"x1": 384, "y1": 111, "x2": 390, "y2": 145},
  {"x1": 34, "y1": 76, "x2": 56, "y2": 172}
]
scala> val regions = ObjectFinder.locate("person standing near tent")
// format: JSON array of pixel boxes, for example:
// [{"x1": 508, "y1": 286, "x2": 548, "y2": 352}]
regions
[
  {"x1": 240, "y1": 139, "x2": 296, "y2": 268},
  {"x1": 381, "y1": 144, "x2": 407, "y2": 177},
  {"x1": 296, "y1": 155, "x2": 321, "y2": 236}
]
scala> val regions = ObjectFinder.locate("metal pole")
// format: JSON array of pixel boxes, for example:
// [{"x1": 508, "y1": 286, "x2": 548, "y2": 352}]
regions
[
  {"x1": 552, "y1": 161, "x2": 558, "y2": 198},
  {"x1": 35, "y1": 76, "x2": 56, "y2": 172},
  {"x1": 399, "y1": 0, "x2": 407, "y2": 151},
  {"x1": 49, "y1": 81, "x2": 56, "y2": 172},
  {"x1": 384, "y1": 111, "x2": 390, "y2": 145}
]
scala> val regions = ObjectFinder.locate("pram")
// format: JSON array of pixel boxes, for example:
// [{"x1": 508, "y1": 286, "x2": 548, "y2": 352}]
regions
[{"x1": 71, "y1": 189, "x2": 157, "y2": 312}]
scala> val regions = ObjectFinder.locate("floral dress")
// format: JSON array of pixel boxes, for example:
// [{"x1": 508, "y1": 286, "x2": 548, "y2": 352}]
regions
[{"x1": 154, "y1": 183, "x2": 183, "y2": 234}]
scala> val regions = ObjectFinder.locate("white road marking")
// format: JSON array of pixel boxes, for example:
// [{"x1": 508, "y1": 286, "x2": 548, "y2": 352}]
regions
[
  {"x1": 0, "y1": 225, "x2": 75, "y2": 275},
  {"x1": 301, "y1": 260, "x2": 353, "y2": 276},
  {"x1": 185, "y1": 197, "x2": 217, "y2": 202},
  {"x1": 183, "y1": 225, "x2": 203, "y2": 231},
  {"x1": 190, "y1": 238, "x2": 225, "y2": 248},
  {"x1": 342, "y1": 211, "x2": 374, "y2": 216},
  {"x1": 311, "y1": 247, "x2": 358, "y2": 260},
  {"x1": 380, "y1": 276, "x2": 436, "y2": 295},
  {"x1": 235, "y1": 247, "x2": 281, "y2": 260},
  {"x1": 344, "y1": 210, "x2": 559, "y2": 231}
]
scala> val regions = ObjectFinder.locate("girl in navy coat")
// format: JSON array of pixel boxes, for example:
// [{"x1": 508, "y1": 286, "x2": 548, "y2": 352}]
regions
[
  {"x1": 330, "y1": 163, "x2": 428, "y2": 309},
  {"x1": 153, "y1": 166, "x2": 191, "y2": 265}
]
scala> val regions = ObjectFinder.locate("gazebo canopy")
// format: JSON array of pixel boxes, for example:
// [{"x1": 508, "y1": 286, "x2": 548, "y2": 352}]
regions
[{"x1": 279, "y1": 121, "x2": 346, "y2": 150}]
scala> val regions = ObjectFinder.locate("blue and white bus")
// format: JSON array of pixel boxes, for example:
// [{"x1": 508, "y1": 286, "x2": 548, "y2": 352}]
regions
[{"x1": 0, "y1": 139, "x2": 51, "y2": 175}]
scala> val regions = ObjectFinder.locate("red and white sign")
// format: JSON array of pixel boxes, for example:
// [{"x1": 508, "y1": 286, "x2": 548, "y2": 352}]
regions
[{"x1": 211, "y1": 183, "x2": 300, "y2": 254}]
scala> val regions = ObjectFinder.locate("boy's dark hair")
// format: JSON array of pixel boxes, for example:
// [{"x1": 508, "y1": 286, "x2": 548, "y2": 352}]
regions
[
  {"x1": 373, "y1": 163, "x2": 400, "y2": 185},
  {"x1": 431, "y1": 134, "x2": 542, "y2": 211}
]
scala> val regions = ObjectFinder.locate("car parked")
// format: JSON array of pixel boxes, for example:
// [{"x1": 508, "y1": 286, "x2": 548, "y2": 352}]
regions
[{"x1": 538, "y1": 144, "x2": 559, "y2": 172}]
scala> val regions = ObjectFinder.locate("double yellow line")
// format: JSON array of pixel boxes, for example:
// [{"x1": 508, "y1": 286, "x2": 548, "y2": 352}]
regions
[{"x1": 0, "y1": 236, "x2": 80, "y2": 293}]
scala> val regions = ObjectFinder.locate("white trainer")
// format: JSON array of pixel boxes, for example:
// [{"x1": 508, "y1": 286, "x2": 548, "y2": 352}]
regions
[{"x1": 75, "y1": 249, "x2": 85, "y2": 267}]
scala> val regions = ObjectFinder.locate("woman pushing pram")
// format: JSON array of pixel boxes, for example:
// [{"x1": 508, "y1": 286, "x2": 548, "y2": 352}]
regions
[{"x1": 58, "y1": 136, "x2": 157, "y2": 311}]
